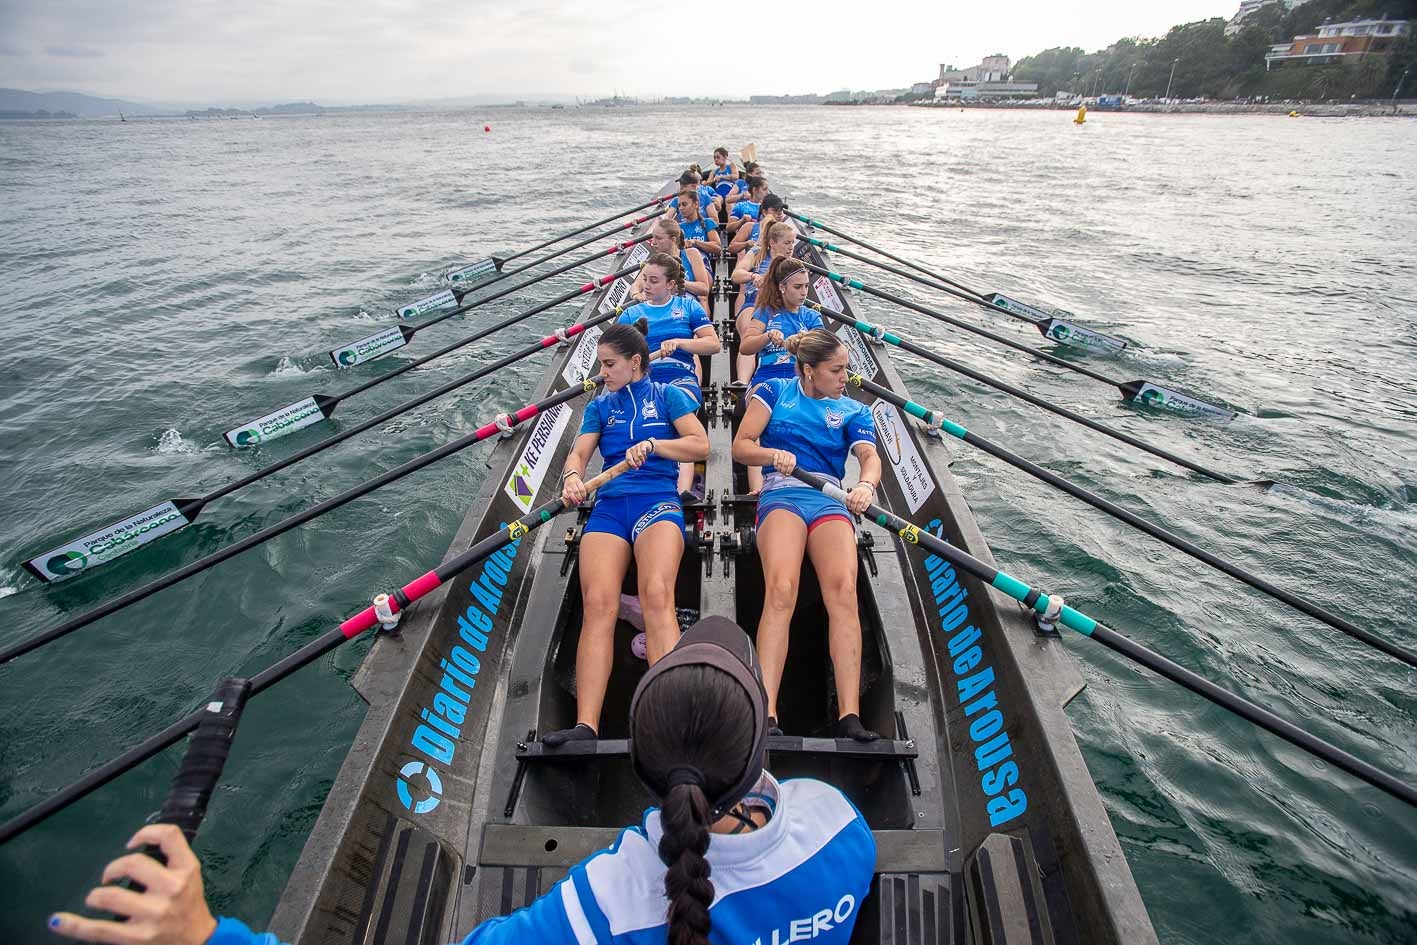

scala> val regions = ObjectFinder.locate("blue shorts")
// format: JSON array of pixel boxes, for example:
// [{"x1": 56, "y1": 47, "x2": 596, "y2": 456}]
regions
[
  {"x1": 756, "y1": 486, "x2": 852, "y2": 532},
  {"x1": 658, "y1": 372, "x2": 702, "y2": 406},
  {"x1": 585, "y1": 492, "x2": 684, "y2": 544}
]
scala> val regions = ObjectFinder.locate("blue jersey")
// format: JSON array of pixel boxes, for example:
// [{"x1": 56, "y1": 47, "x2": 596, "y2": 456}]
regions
[
  {"x1": 731, "y1": 200, "x2": 761, "y2": 222},
  {"x1": 750, "y1": 304, "x2": 825, "y2": 381},
  {"x1": 204, "y1": 775, "x2": 874, "y2": 945},
  {"x1": 752, "y1": 377, "x2": 875, "y2": 483},
  {"x1": 739, "y1": 250, "x2": 773, "y2": 308},
  {"x1": 709, "y1": 161, "x2": 736, "y2": 182},
  {"x1": 579, "y1": 377, "x2": 698, "y2": 497},
  {"x1": 676, "y1": 216, "x2": 718, "y2": 245},
  {"x1": 671, "y1": 191, "x2": 714, "y2": 218},
  {"x1": 621, "y1": 296, "x2": 710, "y2": 379}
]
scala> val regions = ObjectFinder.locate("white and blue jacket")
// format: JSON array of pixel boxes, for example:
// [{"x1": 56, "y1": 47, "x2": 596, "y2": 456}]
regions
[{"x1": 206, "y1": 776, "x2": 875, "y2": 945}]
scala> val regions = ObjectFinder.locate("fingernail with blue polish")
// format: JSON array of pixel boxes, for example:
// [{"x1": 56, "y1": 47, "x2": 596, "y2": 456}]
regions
[{"x1": 49, "y1": 915, "x2": 61, "y2": 930}]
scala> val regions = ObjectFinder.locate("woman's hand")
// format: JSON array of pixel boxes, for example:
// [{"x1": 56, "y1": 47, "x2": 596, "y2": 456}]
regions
[
  {"x1": 770, "y1": 449, "x2": 797, "y2": 475},
  {"x1": 660, "y1": 338, "x2": 683, "y2": 356},
  {"x1": 766, "y1": 329, "x2": 785, "y2": 346},
  {"x1": 625, "y1": 438, "x2": 656, "y2": 469},
  {"x1": 751, "y1": 273, "x2": 764, "y2": 290},
  {"x1": 49, "y1": 824, "x2": 218, "y2": 945},
  {"x1": 846, "y1": 482, "x2": 876, "y2": 515},
  {"x1": 561, "y1": 473, "x2": 587, "y2": 506}
]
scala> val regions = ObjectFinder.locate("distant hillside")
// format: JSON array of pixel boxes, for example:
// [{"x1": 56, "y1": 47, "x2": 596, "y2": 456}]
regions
[{"x1": 0, "y1": 88, "x2": 171, "y2": 117}]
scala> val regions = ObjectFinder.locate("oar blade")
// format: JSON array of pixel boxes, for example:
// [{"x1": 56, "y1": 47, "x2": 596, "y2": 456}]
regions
[
  {"x1": 396, "y1": 288, "x2": 460, "y2": 320},
  {"x1": 22, "y1": 498, "x2": 205, "y2": 584},
  {"x1": 224, "y1": 394, "x2": 339, "y2": 448},
  {"x1": 982, "y1": 292, "x2": 1048, "y2": 324},
  {"x1": 1119, "y1": 380, "x2": 1237, "y2": 421},
  {"x1": 328, "y1": 324, "x2": 416, "y2": 368},
  {"x1": 1038, "y1": 317, "x2": 1127, "y2": 353},
  {"x1": 444, "y1": 257, "x2": 500, "y2": 288}
]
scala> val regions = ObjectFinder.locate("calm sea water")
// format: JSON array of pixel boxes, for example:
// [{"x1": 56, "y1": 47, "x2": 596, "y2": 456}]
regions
[{"x1": 0, "y1": 106, "x2": 1414, "y2": 943}]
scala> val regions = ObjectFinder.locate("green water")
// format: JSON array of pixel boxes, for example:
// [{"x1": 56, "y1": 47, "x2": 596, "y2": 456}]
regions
[{"x1": 0, "y1": 106, "x2": 1414, "y2": 943}]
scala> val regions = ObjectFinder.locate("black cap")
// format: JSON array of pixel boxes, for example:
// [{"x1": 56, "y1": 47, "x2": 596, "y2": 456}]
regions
[
  {"x1": 761, "y1": 193, "x2": 785, "y2": 212},
  {"x1": 629, "y1": 616, "x2": 769, "y2": 819}
]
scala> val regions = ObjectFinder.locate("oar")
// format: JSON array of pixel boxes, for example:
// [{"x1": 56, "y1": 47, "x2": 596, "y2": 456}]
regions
[
  {"x1": 788, "y1": 211, "x2": 1128, "y2": 353},
  {"x1": 2, "y1": 353, "x2": 658, "y2": 662},
  {"x1": 222, "y1": 261, "x2": 645, "y2": 450},
  {"x1": 788, "y1": 469, "x2": 1417, "y2": 810},
  {"x1": 842, "y1": 370, "x2": 1416, "y2": 670},
  {"x1": 740, "y1": 143, "x2": 757, "y2": 164},
  {"x1": 0, "y1": 459, "x2": 632, "y2": 845},
  {"x1": 807, "y1": 302, "x2": 1244, "y2": 484},
  {"x1": 330, "y1": 235, "x2": 652, "y2": 367},
  {"x1": 802, "y1": 263, "x2": 1237, "y2": 421},
  {"x1": 488, "y1": 194, "x2": 671, "y2": 272},
  {"x1": 15, "y1": 304, "x2": 634, "y2": 592}
]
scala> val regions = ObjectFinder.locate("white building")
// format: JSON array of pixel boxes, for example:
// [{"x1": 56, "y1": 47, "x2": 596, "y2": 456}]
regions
[{"x1": 1224, "y1": 0, "x2": 1310, "y2": 36}]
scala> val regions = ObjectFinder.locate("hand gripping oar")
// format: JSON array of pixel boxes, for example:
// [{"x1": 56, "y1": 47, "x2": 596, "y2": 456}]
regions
[
  {"x1": 331, "y1": 235, "x2": 653, "y2": 368},
  {"x1": 0, "y1": 460, "x2": 631, "y2": 845},
  {"x1": 1, "y1": 352, "x2": 658, "y2": 664},
  {"x1": 15, "y1": 306, "x2": 634, "y2": 595},
  {"x1": 787, "y1": 468, "x2": 1417, "y2": 810},
  {"x1": 841, "y1": 369, "x2": 1417, "y2": 670},
  {"x1": 107, "y1": 677, "x2": 250, "y2": 920},
  {"x1": 19, "y1": 267, "x2": 645, "y2": 586},
  {"x1": 807, "y1": 302, "x2": 1244, "y2": 485},
  {"x1": 802, "y1": 262, "x2": 1237, "y2": 421},
  {"x1": 788, "y1": 211, "x2": 1128, "y2": 354},
  {"x1": 222, "y1": 261, "x2": 647, "y2": 450}
]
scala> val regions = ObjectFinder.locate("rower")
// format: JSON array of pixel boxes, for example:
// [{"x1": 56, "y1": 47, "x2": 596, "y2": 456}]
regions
[
  {"x1": 49, "y1": 619, "x2": 875, "y2": 945},
  {"x1": 541, "y1": 320, "x2": 710, "y2": 747},
  {"x1": 727, "y1": 192, "x2": 784, "y2": 255},
  {"x1": 631, "y1": 218, "x2": 711, "y2": 301},
  {"x1": 706, "y1": 145, "x2": 738, "y2": 193},
  {"x1": 733, "y1": 229, "x2": 804, "y2": 483},
  {"x1": 725, "y1": 160, "x2": 763, "y2": 207},
  {"x1": 670, "y1": 185, "x2": 722, "y2": 268},
  {"x1": 725, "y1": 175, "x2": 769, "y2": 236},
  {"x1": 671, "y1": 168, "x2": 721, "y2": 220},
  {"x1": 622, "y1": 251, "x2": 720, "y2": 498},
  {"x1": 738, "y1": 257, "x2": 826, "y2": 387},
  {"x1": 731, "y1": 326, "x2": 881, "y2": 742}
]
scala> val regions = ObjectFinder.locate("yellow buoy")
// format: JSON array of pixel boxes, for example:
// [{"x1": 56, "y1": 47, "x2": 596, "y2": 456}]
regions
[
  {"x1": 1288, "y1": 110, "x2": 1300, "y2": 117},
  {"x1": 1074, "y1": 104, "x2": 1087, "y2": 124}
]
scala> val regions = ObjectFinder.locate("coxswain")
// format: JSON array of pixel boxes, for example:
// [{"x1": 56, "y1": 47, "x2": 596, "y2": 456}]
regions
[
  {"x1": 50, "y1": 619, "x2": 875, "y2": 945},
  {"x1": 732, "y1": 327, "x2": 881, "y2": 741},
  {"x1": 622, "y1": 252, "x2": 719, "y2": 497},
  {"x1": 631, "y1": 217, "x2": 711, "y2": 301},
  {"x1": 706, "y1": 145, "x2": 738, "y2": 193}
]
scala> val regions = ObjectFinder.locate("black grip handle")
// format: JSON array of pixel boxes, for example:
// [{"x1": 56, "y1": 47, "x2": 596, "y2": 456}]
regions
[{"x1": 112, "y1": 677, "x2": 251, "y2": 917}]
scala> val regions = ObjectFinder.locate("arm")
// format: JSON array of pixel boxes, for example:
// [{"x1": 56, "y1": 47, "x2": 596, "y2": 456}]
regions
[
  {"x1": 846, "y1": 443, "x2": 883, "y2": 514},
  {"x1": 700, "y1": 228, "x2": 722, "y2": 254},
  {"x1": 727, "y1": 226, "x2": 756, "y2": 254},
  {"x1": 630, "y1": 268, "x2": 647, "y2": 300},
  {"x1": 730, "y1": 249, "x2": 758, "y2": 285},
  {"x1": 559, "y1": 431, "x2": 600, "y2": 505},
  {"x1": 731, "y1": 396, "x2": 795, "y2": 473},
  {"x1": 650, "y1": 411, "x2": 709, "y2": 462},
  {"x1": 737, "y1": 313, "x2": 781, "y2": 355},
  {"x1": 661, "y1": 324, "x2": 721, "y2": 359},
  {"x1": 683, "y1": 251, "x2": 711, "y2": 299}
]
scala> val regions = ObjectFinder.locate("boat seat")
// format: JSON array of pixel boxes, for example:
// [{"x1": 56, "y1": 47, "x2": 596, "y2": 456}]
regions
[{"x1": 514, "y1": 735, "x2": 918, "y2": 762}]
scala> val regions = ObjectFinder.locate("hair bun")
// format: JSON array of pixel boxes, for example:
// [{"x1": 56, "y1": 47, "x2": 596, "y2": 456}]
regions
[{"x1": 634, "y1": 316, "x2": 649, "y2": 336}]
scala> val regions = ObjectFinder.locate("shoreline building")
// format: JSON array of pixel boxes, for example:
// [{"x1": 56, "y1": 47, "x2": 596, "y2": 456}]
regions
[
  {"x1": 1264, "y1": 15, "x2": 1411, "y2": 70},
  {"x1": 932, "y1": 55, "x2": 1038, "y2": 101}
]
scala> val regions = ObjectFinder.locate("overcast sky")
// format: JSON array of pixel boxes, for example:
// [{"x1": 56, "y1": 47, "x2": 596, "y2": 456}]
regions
[{"x1": 0, "y1": 0, "x2": 1237, "y2": 105}]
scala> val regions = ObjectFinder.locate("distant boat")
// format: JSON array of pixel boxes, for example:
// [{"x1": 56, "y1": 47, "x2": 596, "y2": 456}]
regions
[{"x1": 119, "y1": 112, "x2": 126, "y2": 122}]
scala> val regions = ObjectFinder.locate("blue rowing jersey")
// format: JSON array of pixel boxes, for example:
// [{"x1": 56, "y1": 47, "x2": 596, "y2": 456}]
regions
[
  {"x1": 739, "y1": 250, "x2": 773, "y2": 307},
  {"x1": 671, "y1": 191, "x2": 714, "y2": 218},
  {"x1": 203, "y1": 775, "x2": 874, "y2": 945},
  {"x1": 731, "y1": 200, "x2": 761, "y2": 222},
  {"x1": 620, "y1": 296, "x2": 710, "y2": 379},
  {"x1": 752, "y1": 378, "x2": 875, "y2": 483},
  {"x1": 676, "y1": 216, "x2": 718, "y2": 244},
  {"x1": 750, "y1": 304, "x2": 824, "y2": 382},
  {"x1": 580, "y1": 376, "x2": 698, "y2": 498}
]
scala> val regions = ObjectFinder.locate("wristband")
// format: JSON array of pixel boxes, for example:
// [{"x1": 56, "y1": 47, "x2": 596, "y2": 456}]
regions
[
  {"x1": 647, "y1": 438, "x2": 656, "y2": 454},
  {"x1": 561, "y1": 470, "x2": 581, "y2": 483}
]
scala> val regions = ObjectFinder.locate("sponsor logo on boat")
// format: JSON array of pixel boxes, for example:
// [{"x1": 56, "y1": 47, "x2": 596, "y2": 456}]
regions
[
  {"x1": 503, "y1": 402, "x2": 572, "y2": 511},
  {"x1": 626, "y1": 243, "x2": 651, "y2": 267},
  {"x1": 225, "y1": 396, "x2": 325, "y2": 448},
  {"x1": 869, "y1": 401, "x2": 934, "y2": 514},
  {"x1": 599, "y1": 277, "x2": 632, "y2": 314},
  {"x1": 331, "y1": 326, "x2": 407, "y2": 367},
  {"x1": 563, "y1": 324, "x2": 603, "y2": 385},
  {"x1": 1133, "y1": 383, "x2": 1235, "y2": 420},
  {"x1": 27, "y1": 501, "x2": 192, "y2": 582},
  {"x1": 395, "y1": 531, "x2": 523, "y2": 816},
  {"x1": 397, "y1": 288, "x2": 458, "y2": 320},
  {"x1": 836, "y1": 325, "x2": 876, "y2": 378},
  {"x1": 921, "y1": 519, "x2": 1028, "y2": 829},
  {"x1": 750, "y1": 894, "x2": 856, "y2": 945},
  {"x1": 811, "y1": 275, "x2": 844, "y2": 312}
]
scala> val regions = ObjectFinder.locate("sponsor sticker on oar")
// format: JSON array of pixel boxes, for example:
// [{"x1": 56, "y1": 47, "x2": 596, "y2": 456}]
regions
[
  {"x1": 984, "y1": 293, "x2": 1050, "y2": 324},
  {"x1": 225, "y1": 394, "x2": 339, "y2": 448},
  {"x1": 1040, "y1": 317, "x2": 1127, "y2": 354},
  {"x1": 24, "y1": 499, "x2": 202, "y2": 583},
  {"x1": 397, "y1": 288, "x2": 459, "y2": 320},
  {"x1": 1120, "y1": 381, "x2": 1236, "y2": 421},
  {"x1": 329, "y1": 325, "x2": 416, "y2": 368},
  {"x1": 445, "y1": 257, "x2": 500, "y2": 288}
]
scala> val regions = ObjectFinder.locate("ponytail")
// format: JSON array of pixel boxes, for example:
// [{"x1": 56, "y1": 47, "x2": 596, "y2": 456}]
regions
[
  {"x1": 755, "y1": 256, "x2": 807, "y2": 312},
  {"x1": 647, "y1": 251, "x2": 687, "y2": 296},
  {"x1": 600, "y1": 317, "x2": 651, "y2": 376},
  {"x1": 659, "y1": 784, "x2": 714, "y2": 945},
  {"x1": 785, "y1": 328, "x2": 844, "y2": 375},
  {"x1": 655, "y1": 218, "x2": 686, "y2": 250}
]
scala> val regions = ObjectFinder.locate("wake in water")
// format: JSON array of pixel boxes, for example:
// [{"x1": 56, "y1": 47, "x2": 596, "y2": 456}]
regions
[
  {"x1": 151, "y1": 428, "x2": 196, "y2": 455},
  {"x1": 269, "y1": 354, "x2": 323, "y2": 376}
]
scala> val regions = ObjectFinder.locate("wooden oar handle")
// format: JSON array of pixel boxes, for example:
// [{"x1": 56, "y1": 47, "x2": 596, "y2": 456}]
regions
[{"x1": 579, "y1": 460, "x2": 632, "y2": 496}]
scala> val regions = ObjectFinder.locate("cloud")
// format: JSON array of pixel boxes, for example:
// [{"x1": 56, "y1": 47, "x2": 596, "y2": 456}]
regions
[{"x1": 44, "y1": 44, "x2": 104, "y2": 59}]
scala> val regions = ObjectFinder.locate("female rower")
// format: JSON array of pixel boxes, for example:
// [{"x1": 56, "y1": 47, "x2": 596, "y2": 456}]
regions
[
  {"x1": 671, "y1": 187, "x2": 721, "y2": 266},
  {"x1": 725, "y1": 175, "x2": 768, "y2": 236},
  {"x1": 732, "y1": 328, "x2": 882, "y2": 741},
  {"x1": 631, "y1": 218, "x2": 711, "y2": 301},
  {"x1": 623, "y1": 252, "x2": 720, "y2": 497},
  {"x1": 727, "y1": 192, "x2": 784, "y2": 254},
  {"x1": 706, "y1": 145, "x2": 738, "y2": 191},
  {"x1": 49, "y1": 619, "x2": 875, "y2": 945},
  {"x1": 544, "y1": 318, "x2": 709, "y2": 745}
]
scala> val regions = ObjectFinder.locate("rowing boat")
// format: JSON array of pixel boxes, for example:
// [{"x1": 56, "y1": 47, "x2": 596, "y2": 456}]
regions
[{"x1": 268, "y1": 183, "x2": 1158, "y2": 944}]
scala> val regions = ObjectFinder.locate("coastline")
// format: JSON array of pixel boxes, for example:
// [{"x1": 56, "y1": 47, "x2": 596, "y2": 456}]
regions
[{"x1": 908, "y1": 100, "x2": 1417, "y2": 118}]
